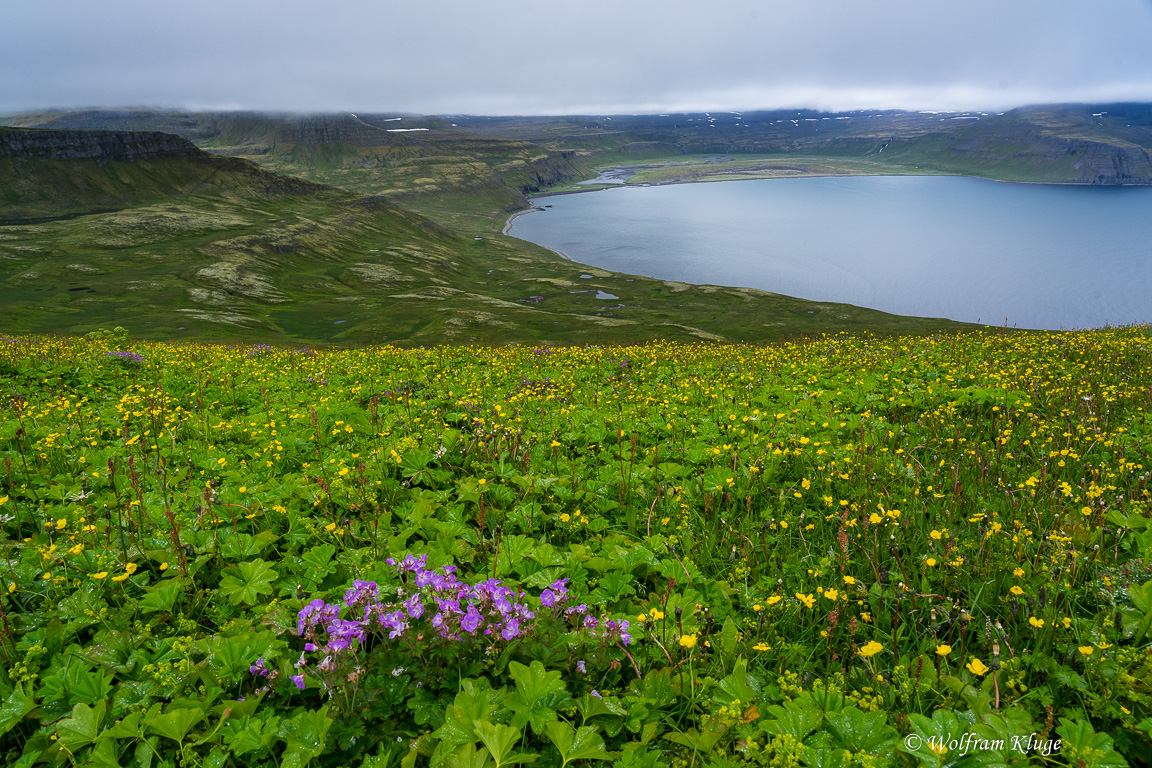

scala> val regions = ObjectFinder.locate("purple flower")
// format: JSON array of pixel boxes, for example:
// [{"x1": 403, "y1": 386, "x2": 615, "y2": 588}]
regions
[
  {"x1": 405, "y1": 594, "x2": 425, "y2": 619},
  {"x1": 344, "y1": 579, "x2": 379, "y2": 610},
  {"x1": 461, "y1": 604, "x2": 483, "y2": 633},
  {"x1": 304, "y1": 642, "x2": 316, "y2": 652},
  {"x1": 501, "y1": 618, "x2": 521, "y2": 641},
  {"x1": 576, "y1": 660, "x2": 587, "y2": 673},
  {"x1": 379, "y1": 610, "x2": 408, "y2": 639},
  {"x1": 298, "y1": 599, "x2": 339, "y2": 636},
  {"x1": 591, "y1": 689, "x2": 603, "y2": 699},
  {"x1": 290, "y1": 674, "x2": 305, "y2": 690},
  {"x1": 249, "y1": 658, "x2": 269, "y2": 677}
]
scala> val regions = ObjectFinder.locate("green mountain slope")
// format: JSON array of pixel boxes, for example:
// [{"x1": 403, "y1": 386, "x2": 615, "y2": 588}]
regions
[{"x1": 0, "y1": 126, "x2": 966, "y2": 344}]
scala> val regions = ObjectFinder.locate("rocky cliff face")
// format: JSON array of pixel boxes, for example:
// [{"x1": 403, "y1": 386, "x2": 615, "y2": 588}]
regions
[
  {"x1": 1065, "y1": 140, "x2": 1152, "y2": 184},
  {"x1": 0, "y1": 127, "x2": 201, "y2": 162}
]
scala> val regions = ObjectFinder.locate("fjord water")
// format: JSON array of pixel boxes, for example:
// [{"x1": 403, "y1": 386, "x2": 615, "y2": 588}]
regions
[{"x1": 508, "y1": 176, "x2": 1152, "y2": 329}]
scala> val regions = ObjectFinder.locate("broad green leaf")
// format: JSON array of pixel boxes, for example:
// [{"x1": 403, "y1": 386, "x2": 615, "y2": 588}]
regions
[
  {"x1": 544, "y1": 721, "x2": 611, "y2": 766},
  {"x1": 444, "y1": 743, "x2": 494, "y2": 768},
  {"x1": 508, "y1": 660, "x2": 570, "y2": 735},
  {"x1": 279, "y1": 707, "x2": 334, "y2": 768},
  {"x1": 301, "y1": 544, "x2": 337, "y2": 575},
  {"x1": 760, "y1": 696, "x2": 823, "y2": 742},
  {"x1": 472, "y1": 720, "x2": 536, "y2": 768},
  {"x1": 714, "y1": 658, "x2": 758, "y2": 708},
  {"x1": 824, "y1": 707, "x2": 900, "y2": 757},
  {"x1": 139, "y1": 582, "x2": 182, "y2": 614},
  {"x1": 0, "y1": 684, "x2": 35, "y2": 738},
  {"x1": 218, "y1": 559, "x2": 277, "y2": 606},
  {"x1": 86, "y1": 734, "x2": 123, "y2": 768},
  {"x1": 56, "y1": 701, "x2": 106, "y2": 752},
  {"x1": 663, "y1": 715, "x2": 729, "y2": 752},
  {"x1": 145, "y1": 706, "x2": 205, "y2": 743},
  {"x1": 1055, "y1": 720, "x2": 1125, "y2": 768}
]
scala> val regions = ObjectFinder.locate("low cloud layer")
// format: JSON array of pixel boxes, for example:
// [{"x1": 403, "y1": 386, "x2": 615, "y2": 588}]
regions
[{"x1": 5, "y1": 0, "x2": 1152, "y2": 114}]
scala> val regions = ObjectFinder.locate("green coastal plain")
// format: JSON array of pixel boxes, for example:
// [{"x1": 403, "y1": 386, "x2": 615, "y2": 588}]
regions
[{"x1": 0, "y1": 105, "x2": 1151, "y2": 767}]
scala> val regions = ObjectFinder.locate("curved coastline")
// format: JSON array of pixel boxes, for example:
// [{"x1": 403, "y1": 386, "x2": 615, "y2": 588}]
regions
[{"x1": 503, "y1": 173, "x2": 1152, "y2": 331}]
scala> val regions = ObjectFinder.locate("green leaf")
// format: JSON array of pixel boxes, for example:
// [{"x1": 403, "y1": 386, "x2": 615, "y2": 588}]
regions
[
  {"x1": 472, "y1": 720, "x2": 536, "y2": 768},
  {"x1": 444, "y1": 743, "x2": 494, "y2": 768},
  {"x1": 218, "y1": 559, "x2": 277, "y2": 606},
  {"x1": 301, "y1": 544, "x2": 337, "y2": 575},
  {"x1": 0, "y1": 684, "x2": 35, "y2": 738},
  {"x1": 714, "y1": 658, "x2": 758, "y2": 708},
  {"x1": 824, "y1": 707, "x2": 900, "y2": 758},
  {"x1": 145, "y1": 706, "x2": 206, "y2": 743},
  {"x1": 1055, "y1": 720, "x2": 1126, "y2": 768},
  {"x1": 56, "y1": 701, "x2": 106, "y2": 752},
  {"x1": 664, "y1": 714, "x2": 729, "y2": 752},
  {"x1": 278, "y1": 707, "x2": 334, "y2": 768},
  {"x1": 544, "y1": 721, "x2": 611, "y2": 766},
  {"x1": 760, "y1": 696, "x2": 823, "y2": 742},
  {"x1": 433, "y1": 680, "x2": 506, "y2": 755},
  {"x1": 139, "y1": 582, "x2": 182, "y2": 614},
  {"x1": 507, "y1": 660, "x2": 570, "y2": 735}
]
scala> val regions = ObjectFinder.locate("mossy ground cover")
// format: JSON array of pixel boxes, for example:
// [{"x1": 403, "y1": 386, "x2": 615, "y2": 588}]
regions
[{"x1": 1, "y1": 329, "x2": 1150, "y2": 766}]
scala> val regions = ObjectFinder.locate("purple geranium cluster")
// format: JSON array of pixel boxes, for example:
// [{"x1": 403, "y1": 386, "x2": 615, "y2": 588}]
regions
[
  {"x1": 105, "y1": 350, "x2": 144, "y2": 365},
  {"x1": 251, "y1": 556, "x2": 637, "y2": 695},
  {"x1": 270, "y1": 555, "x2": 576, "y2": 693},
  {"x1": 246, "y1": 343, "x2": 275, "y2": 358}
]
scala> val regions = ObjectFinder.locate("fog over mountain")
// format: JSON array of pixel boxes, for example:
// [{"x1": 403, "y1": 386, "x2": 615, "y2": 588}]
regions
[{"x1": 4, "y1": 0, "x2": 1152, "y2": 114}]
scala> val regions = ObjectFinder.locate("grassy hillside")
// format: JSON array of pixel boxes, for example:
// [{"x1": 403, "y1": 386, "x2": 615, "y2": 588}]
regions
[
  {"x1": 0, "y1": 128, "x2": 965, "y2": 345},
  {"x1": 1, "y1": 329, "x2": 1150, "y2": 766}
]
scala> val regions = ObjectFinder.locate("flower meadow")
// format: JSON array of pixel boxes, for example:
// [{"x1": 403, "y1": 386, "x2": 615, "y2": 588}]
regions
[{"x1": 0, "y1": 329, "x2": 1151, "y2": 767}]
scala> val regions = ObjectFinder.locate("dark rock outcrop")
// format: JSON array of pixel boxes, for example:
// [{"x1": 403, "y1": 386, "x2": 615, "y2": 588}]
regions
[{"x1": 0, "y1": 127, "x2": 201, "y2": 162}]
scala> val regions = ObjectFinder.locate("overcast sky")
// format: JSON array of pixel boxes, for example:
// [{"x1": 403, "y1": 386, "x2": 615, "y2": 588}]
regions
[{"x1": 4, "y1": 0, "x2": 1152, "y2": 115}]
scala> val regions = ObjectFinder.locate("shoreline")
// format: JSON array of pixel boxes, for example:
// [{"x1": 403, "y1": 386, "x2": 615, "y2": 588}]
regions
[{"x1": 506, "y1": 168, "x2": 1150, "y2": 233}]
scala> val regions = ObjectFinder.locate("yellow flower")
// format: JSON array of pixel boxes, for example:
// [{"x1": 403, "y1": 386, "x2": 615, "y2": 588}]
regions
[
  {"x1": 966, "y1": 658, "x2": 989, "y2": 675},
  {"x1": 843, "y1": 575, "x2": 855, "y2": 585},
  {"x1": 637, "y1": 613, "x2": 648, "y2": 623},
  {"x1": 1010, "y1": 585, "x2": 1024, "y2": 595},
  {"x1": 823, "y1": 589, "x2": 839, "y2": 601},
  {"x1": 159, "y1": 562, "x2": 169, "y2": 571},
  {"x1": 112, "y1": 573, "x2": 130, "y2": 583},
  {"x1": 679, "y1": 634, "x2": 698, "y2": 649},
  {"x1": 925, "y1": 558, "x2": 937, "y2": 567},
  {"x1": 1028, "y1": 617, "x2": 1044, "y2": 628},
  {"x1": 91, "y1": 572, "x2": 108, "y2": 580},
  {"x1": 869, "y1": 512, "x2": 883, "y2": 525},
  {"x1": 560, "y1": 513, "x2": 570, "y2": 523},
  {"x1": 753, "y1": 642, "x2": 771, "y2": 651},
  {"x1": 766, "y1": 595, "x2": 782, "y2": 606},
  {"x1": 650, "y1": 609, "x2": 664, "y2": 620},
  {"x1": 859, "y1": 641, "x2": 883, "y2": 658},
  {"x1": 239, "y1": 485, "x2": 248, "y2": 493},
  {"x1": 124, "y1": 562, "x2": 138, "y2": 575},
  {"x1": 936, "y1": 644, "x2": 952, "y2": 657},
  {"x1": 324, "y1": 522, "x2": 337, "y2": 532},
  {"x1": 796, "y1": 593, "x2": 815, "y2": 609},
  {"x1": 1013, "y1": 568, "x2": 1024, "y2": 577},
  {"x1": 929, "y1": 529, "x2": 943, "y2": 540},
  {"x1": 1078, "y1": 646, "x2": 1094, "y2": 656},
  {"x1": 752, "y1": 604, "x2": 762, "y2": 611}
]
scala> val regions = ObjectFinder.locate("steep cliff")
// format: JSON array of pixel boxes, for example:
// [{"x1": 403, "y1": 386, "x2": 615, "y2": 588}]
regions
[
  {"x1": 0, "y1": 126, "x2": 202, "y2": 162},
  {"x1": 0, "y1": 127, "x2": 327, "y2": 223}
]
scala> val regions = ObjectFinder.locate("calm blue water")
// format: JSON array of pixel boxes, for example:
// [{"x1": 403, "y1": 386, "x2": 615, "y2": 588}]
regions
[{"x1": 508, "y1": 176, "x2": 1152, "y2": 329}]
